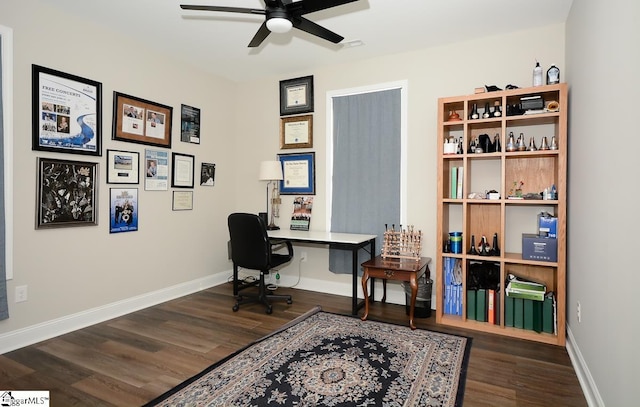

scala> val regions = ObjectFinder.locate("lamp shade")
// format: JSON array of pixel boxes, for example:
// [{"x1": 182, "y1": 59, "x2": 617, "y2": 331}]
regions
[
  {"x1": 259, "y1": 160, "x2": 283, "y2": 181},
  {"x1": 266, "y1": 17, "x2": 293, "y2": 34}
]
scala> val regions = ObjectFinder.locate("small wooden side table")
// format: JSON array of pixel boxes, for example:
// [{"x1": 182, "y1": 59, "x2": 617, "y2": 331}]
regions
[{"x1": 361, "y1": 256, "x2": 431, "y2": 330}]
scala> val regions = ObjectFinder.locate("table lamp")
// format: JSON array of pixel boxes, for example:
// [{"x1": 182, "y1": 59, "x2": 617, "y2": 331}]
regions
[{"x1": 259, "y1": 160, "x2": 283, "y2": 230}]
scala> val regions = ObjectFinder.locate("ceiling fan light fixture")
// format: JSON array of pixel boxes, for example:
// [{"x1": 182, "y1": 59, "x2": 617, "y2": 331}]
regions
[{"x1": 266, "y1": 17, "x2": 292, "y2": 33}]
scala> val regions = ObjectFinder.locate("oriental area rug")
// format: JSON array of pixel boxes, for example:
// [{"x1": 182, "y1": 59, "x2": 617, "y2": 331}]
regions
[{"x1": 145, "y1": 307, "x2": 471, "y2": 407}]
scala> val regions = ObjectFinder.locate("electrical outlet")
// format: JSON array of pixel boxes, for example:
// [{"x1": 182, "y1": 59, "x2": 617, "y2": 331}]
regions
[
  {"x1": 301, "y1": 252, "x2": 307, "y2": 262},
  {"x1": 15, "y1": 285, "x2": 28, "y2": 303},
  {"x1": 576, "y1": 301, "x2": 581, "y2": 323}
]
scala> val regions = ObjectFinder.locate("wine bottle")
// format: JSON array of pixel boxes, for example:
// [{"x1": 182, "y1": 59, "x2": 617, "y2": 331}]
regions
[
  {"x1": 482, "y1": 102, "x2": 491, "y2": 119},
  {"x1": 469, "y1": 103, "x2": 479, "y2": 120}
]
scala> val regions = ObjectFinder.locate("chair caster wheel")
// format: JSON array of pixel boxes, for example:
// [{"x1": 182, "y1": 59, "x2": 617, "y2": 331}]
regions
[
  {"x1": 266, "y1": 306, "x2": 273, "y2": 314},
  {"x1": 232, "y1": 304, "x2": 239, "y2": 312},
  {"x1": 287, "y1": 299, "x2": 292, "y2": 304}
]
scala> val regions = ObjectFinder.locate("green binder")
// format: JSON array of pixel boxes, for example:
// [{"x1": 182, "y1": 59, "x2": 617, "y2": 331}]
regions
[
  {"x1": 532, "y1": 300, "x2": 543, "y2": 333},
  {"x1": 523, "y1": 299, "x2": 534, "y2": 330},
  {"x1": 543, "y1": 292, "x2": 555, "y2": 334},
  {"x1": 514, "y1": 297, "x2": 524, "y2": 329},
  {"x1": 505, "y1": 296, "x2": 515, "y2": 327},
  {"x1": 476, "y1": 289, "x2": 487, "y2": 322},
  {"x1": 466, "y1": 290, "x2": 476, "y2": 320}
]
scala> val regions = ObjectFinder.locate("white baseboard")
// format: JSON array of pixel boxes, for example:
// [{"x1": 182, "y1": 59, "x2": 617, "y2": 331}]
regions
[
  {"x1": 566, "y1": 325, "x2": 604, "y2": 407},
  {"x1": 1, "y1": 270, "x2": 435, "y2": 355},
  {"x1": 0, "y1": 273, "x2": 229, "y2": 354}
]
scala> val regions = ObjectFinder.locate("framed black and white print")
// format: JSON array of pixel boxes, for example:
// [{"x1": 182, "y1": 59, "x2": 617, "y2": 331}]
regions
[
  {"x1": 36, "y1": 157, "x2": 98, "y2": 229},
  {"x1": 279, "y1": 75, "x2": 314, "y2": 116},
  {"x1": 106, "y1": 149, "x2": 140, "y2": 184},
  {"x1": 32, "y1": 65, "x2": 102, "y2": 156}
]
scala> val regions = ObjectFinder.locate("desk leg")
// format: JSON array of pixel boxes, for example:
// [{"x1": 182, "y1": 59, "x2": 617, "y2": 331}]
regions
[
  {"x1": 408, "y1": 273, "x2": 418, "y2": 330},
  {"x1": 361, "y1": 268, "x2": 370, "y2": 321},
  {"x1": 351, "y1": 246, "x2": 358, "y2": 315}
]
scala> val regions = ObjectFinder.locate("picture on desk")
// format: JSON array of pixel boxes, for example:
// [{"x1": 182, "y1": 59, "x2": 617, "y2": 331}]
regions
[{"x1": 290, "y1": 196, "x2": 313, "y2": 231}]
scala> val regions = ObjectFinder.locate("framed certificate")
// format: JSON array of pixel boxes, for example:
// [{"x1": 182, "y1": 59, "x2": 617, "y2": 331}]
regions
[
  {"x1": 279, "y1": 75, "x2": 313, "y2": 116},
  {"x1": 280, "y1": 115, "x2": 313, "y2": 149},
  {"x1": 278, "y1": 152, "x2": 315, "y2": 195},
  {"x1": 171, "y1": 152, "x2": 195, "y2": 188}
]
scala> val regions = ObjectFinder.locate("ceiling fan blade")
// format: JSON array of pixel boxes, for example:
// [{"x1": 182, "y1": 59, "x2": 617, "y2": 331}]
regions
[
  {"x1": 292, "y1": 16, "x2": 343, "y2": 44},
  {"x1": 248, "y1": 22, "x2": 271, "y2": 47},
  {"x1": 180, "y1": 5, "x2": 265, "y2": 15},
  {"x1": 287, "y1": 0, "x2": 358, "y2": 16}
]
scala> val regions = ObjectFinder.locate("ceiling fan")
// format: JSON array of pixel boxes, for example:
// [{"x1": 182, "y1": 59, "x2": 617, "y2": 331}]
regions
[{"x1": 180, "y1": 0, "x2": 358, "y2": 47}]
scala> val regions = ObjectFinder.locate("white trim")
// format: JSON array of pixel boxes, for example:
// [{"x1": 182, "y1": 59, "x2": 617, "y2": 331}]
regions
[
  {"x1": 0, "y1": 272, "x2": 229, "y2": 354},
  {"x1": 325, "y1": 80, "x2": 409, "y2": 231},
  {"x1": 0, "y1": 24, "x2": 13, "y2": 280},
  {"x1": 566, "y1": 325, "x2": 604, "y2": 407}
]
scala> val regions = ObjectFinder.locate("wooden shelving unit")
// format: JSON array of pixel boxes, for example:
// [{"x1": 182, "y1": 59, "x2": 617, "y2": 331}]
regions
[{"x1": 435, "y1": 84, "x2": 567, "y2": 346}]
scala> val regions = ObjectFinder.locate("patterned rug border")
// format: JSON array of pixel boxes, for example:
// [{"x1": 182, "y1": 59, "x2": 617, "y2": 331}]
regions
[{"x1": 144, "y1": 306, "x2": 472, "y2": 407}]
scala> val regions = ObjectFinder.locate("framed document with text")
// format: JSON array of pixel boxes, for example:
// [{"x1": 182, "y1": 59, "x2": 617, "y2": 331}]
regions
[
  {"x1": 278, "y1": 152, "x2": 315, "y2": 195},
  {"x1": 280, "y1": 115, "x2": 313, "y2": 149},
  {"x1": 279, "y1": 75, "x2": 313, "y2": 116}
]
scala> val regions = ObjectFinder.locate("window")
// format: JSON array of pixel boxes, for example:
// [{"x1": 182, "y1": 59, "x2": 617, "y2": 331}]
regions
[{"x1": 326, "y1": 81, "x2": 407, "y2": 273}]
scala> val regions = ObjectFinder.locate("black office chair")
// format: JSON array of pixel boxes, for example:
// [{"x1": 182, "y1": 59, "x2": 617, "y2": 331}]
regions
[{"x1": 227, "y1": 213, "x2": 293, "y2": 314}]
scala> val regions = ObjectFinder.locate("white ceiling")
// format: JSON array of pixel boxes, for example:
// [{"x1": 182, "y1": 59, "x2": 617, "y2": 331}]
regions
[{"x1": 49, "y1": 0, "x2": 574, "y2": 82}]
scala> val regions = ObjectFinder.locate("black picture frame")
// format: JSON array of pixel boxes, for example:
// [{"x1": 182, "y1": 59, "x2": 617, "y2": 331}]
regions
[
  {"x1": 36, "y1": 157, "x2": 99, "y2": 229},
  {"x1": 180, "y1": 104, "x2": 201, "y2": 144},
  {"x1": 32, "y1": 65, "x2": 102, "y2": 156},
  {"x1": 112, "y1": 91, "x2": 173, "y2": 148},
  {"x1": 171, "y1": 152, "x2": 195, "y2": 188},
  {"x1": 279, "y1": 75, "x2": 314, "y2": 116}
]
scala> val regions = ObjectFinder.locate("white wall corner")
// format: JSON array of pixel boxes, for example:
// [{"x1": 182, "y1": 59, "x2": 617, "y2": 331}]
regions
[{"x1": 566, "y1": 326, "x2": 605, "y2": 407}]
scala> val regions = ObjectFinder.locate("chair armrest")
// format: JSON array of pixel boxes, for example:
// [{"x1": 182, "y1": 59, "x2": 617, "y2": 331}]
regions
[{"x1": 271, "y1": 239, "x2": 294, "y2": 259}]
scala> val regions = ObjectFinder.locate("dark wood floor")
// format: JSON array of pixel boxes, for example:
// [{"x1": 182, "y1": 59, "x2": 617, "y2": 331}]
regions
[{"x1": 0, "y1": 282, "x2": 587, "y2": 406}]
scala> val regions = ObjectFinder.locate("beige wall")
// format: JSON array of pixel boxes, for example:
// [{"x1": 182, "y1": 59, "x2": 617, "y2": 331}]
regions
[{"x1": 0, "y1": 1, "x2": 237, "y2": 336}]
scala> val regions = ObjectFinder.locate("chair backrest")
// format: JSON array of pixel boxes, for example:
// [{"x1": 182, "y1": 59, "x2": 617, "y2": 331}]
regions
[{"x1": 227, "y1": 213, "x2": 271, "y2": 270}]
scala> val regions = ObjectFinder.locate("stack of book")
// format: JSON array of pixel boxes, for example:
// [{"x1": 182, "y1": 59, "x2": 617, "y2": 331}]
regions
[
  {"x1": 504, "y1": 274, "x2": 556, "y2": 334},
  {"x1": 466, "y1": 288, "x2": 500, "y2": 324},
  {"x1": 449, "y1": 167, "x2": 463, "y2": 199}
]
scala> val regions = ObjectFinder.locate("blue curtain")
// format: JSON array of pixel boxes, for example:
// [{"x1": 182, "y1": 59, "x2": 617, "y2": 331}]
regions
[
  {"x1": 329, "y1": 88, "x2": 401, "y2": 274},
  {"x1": 0, "y1": 36, "x2": 8, "y2": 320}
]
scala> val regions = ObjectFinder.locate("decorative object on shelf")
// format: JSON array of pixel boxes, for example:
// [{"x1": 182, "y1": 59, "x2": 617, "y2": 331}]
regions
[
  {"x1": 259, "y1": 160, "x2": 283, "y2": 230},
  {"x1": 482, "y1": 102, "x2": 491, "y2": 119},
  {"x1": 540, "y1": 136, "x2": 550, "y2": 150},
  {"x1": 279, "y1": 75, "x2": 314, "y2": 116},
  {"x1": 517, "y1": 133, "x2": 527, "y2": 151},
  {"x1": 550, "y1": 136, "x2": 558, "y2": 150},
  {"x1": 492, "y1": 101, "x2": 502, "y2": 117},
  {"x1": 468, "y1": 235, "x2": 478, "y2": 255},
  {"x1": 533, "y1": 60, "x2": 543, "y2": 87},
  {"x1": 546, "y1": 64, "x2": 560, "y2": 85},
  {"x1": 448, "y1": 231, "x2": 462, "y2": 254},
  {"x1": 494, "y1": 133, "x2": 502, "y2": 152},
  {"x1": 506, "y1": 132, "x2": 516, "y2": 152},
  {"x1": 32, "y1": 65, "x2": 102, "y2": 156},
  {"x1": 36, "y1": 157, "x2": 98, "y2": 229},
  {"x1": 290, "y1": 196, "x2": 313, "y2": 231},
  {"x1": 484, "y1": 85, "x2": 502, "y2": 92},
  {"x1": 381, "y1": 224, "x2": 423, "y2": 261},
  {"x1": 528, "y1": 137, "x2": 538, "y2": 151},
  {"x1": 478, "y1": 134, "x2": 492, "y2": 153},
  {"x1": 489, "y1": 233, "x2": 500, "y2": 256},
  {"x1": 509, "y1": 180, "x2": 525, "y2": 198},
  {"x1": 469, "y1": 103, "x2": 479, "y2": 120},
  {"x1": 447, "y1": 110, "x2": 461, "y2": 121},
  {"x1": 112, "y1": 92, "x2": 172, "y2": 148}
]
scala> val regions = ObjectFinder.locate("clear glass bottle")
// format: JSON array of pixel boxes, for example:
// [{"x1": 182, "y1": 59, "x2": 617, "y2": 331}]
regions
[{"x1": 533, "y1": 61, "x2": 543, "y2": 87}]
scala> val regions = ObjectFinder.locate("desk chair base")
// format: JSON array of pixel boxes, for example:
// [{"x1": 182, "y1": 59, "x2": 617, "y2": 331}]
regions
[{"x1": 232, "y1": 272, "x2": 292, "y2": 314}]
